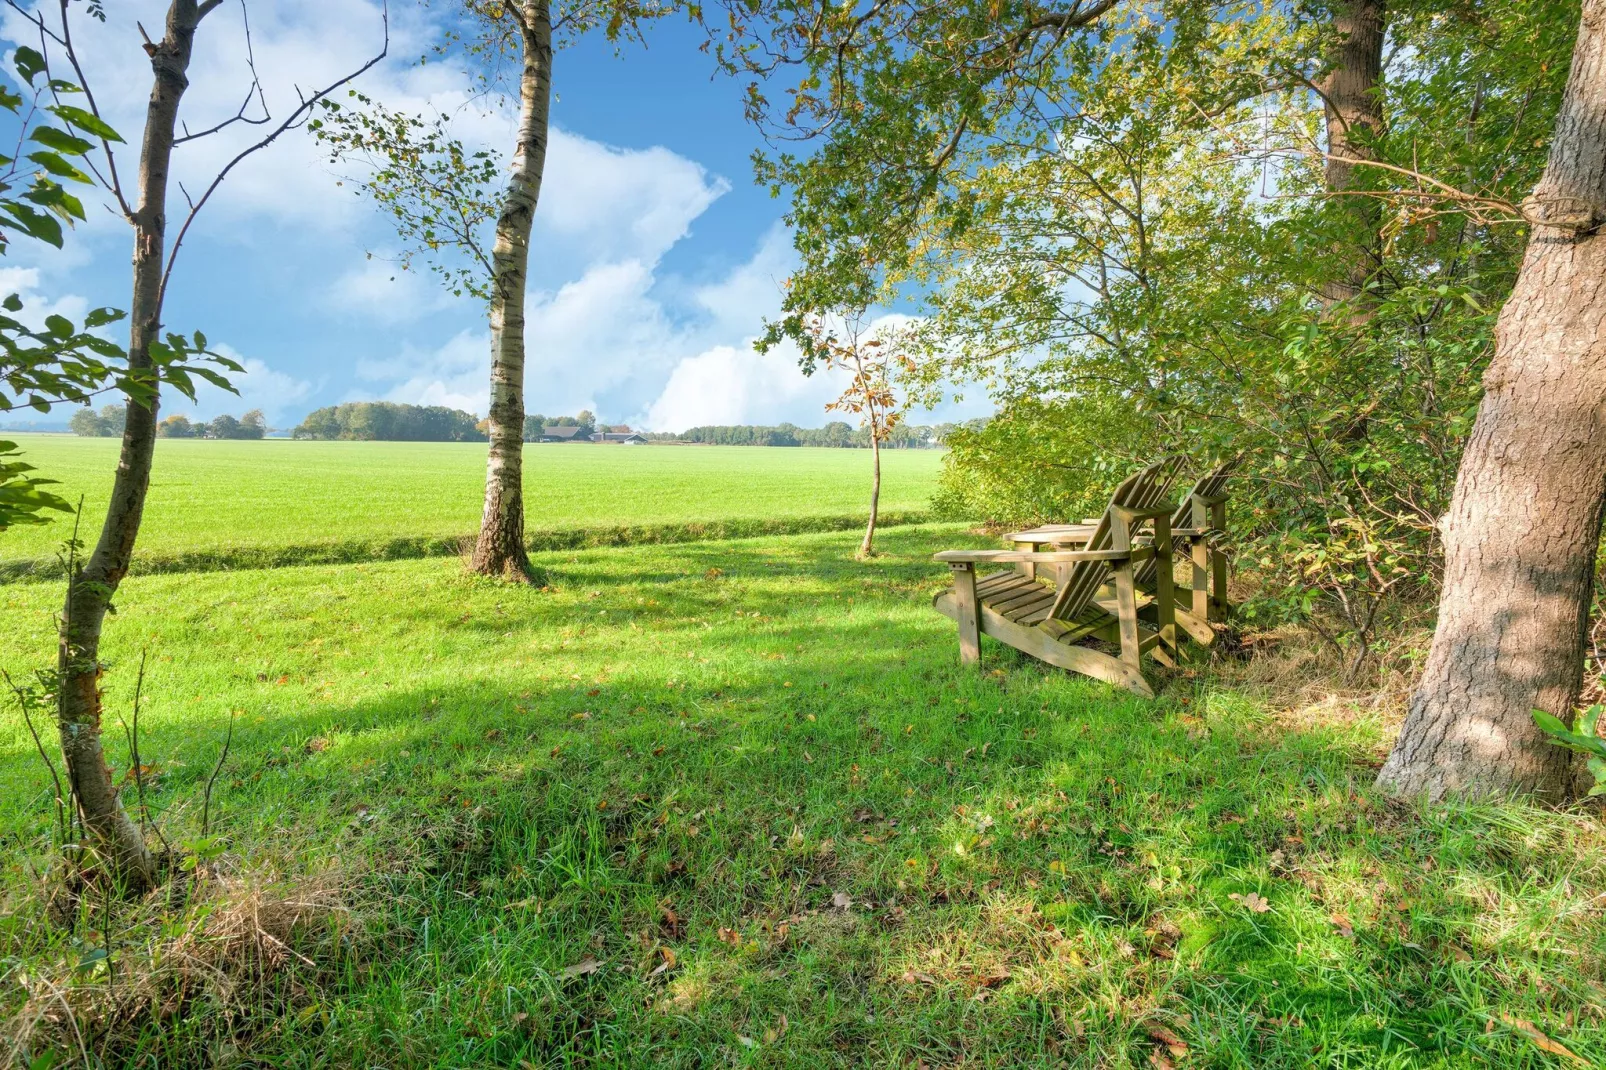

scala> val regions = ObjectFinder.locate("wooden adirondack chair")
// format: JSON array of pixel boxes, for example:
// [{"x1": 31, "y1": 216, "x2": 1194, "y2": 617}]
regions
[
  {"x1": 1132, "y1": 458, "x2": 1237, "y2": 646},
  {"x1": 931, "y1": 459, "x2": 1181, "y2": 697}
]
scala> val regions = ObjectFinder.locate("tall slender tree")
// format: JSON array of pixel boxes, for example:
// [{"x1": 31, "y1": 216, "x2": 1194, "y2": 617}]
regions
[
  {"x1": 319, "y1": 0, "x2": 683, "y2": 581},
  {"x1": 16, "y1": 0, "x2": 386, "y2": 888},
  {"x1": 468, "y1": 0, "x2": 550, "y2": 582},
  {"x1": 1378, "y1": 0, "x2": 1606, "y2": 801}
]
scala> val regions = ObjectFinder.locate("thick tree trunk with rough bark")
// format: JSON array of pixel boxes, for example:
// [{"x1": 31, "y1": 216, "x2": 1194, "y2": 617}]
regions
[
  {"x1": 59, "y1": 0, "x2": 216, "y2": 891},
  {"x1": 1316, "y1": 0, "x2": 1385, "y2": 312},
  {"x1": 1377, "y1": 0, "x2": 1606, "y2": 801},
  {"x1": 471, "y1": 0, "x2": 551, "y2": 582}
]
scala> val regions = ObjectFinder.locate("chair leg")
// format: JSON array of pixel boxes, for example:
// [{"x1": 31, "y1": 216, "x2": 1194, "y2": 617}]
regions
[
  {"x1": 1210, "y1": 501, "x2": 1230, "y2": 621},
  {"x1": 1113, "y1": 559, "x2": 1142, "y2": 673},
  {"x1": 1154, "y1": 514, "x2": 1177, "y2": 658},
  {"x1": 1190, "y1": 496, "x2": 1211, "y2": 624},
  {"x1": 950, "y1": 563, "x2": 982, "y2": 666}
]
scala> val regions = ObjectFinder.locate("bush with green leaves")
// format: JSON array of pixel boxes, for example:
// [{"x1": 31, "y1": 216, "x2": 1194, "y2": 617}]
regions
[{"x1": 1533, "y1": 700, "x2": 1606, "y2": 797}]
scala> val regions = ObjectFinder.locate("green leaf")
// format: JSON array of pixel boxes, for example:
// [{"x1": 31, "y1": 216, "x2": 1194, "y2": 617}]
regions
[
  {"x1": 82, "y1": 306, "x2": 124, "y2": 329},
  {"x1": 188, "y1": 366, "x2": 239, "y2": 394},
  {"x1": 1, "y1": 202, "x2": 63, "y2": 247},
  {"x1": 1531, "y1": 709, "x2": 1571, "y2": 736},
  {"x1": 48, "y1": 103, "x2": 122, "y2": 143},
  {"x1": 27, "y1": 126, "x2": 93, "y2": 157},
  {"x1": 24, "y1": 182, "x2": 87, "y2": 222},
  {"x1": 25, "y1": 150, "x2": 93, "y2": 184},
  {"x1": 43, "y1": 314, "x2": 73, "y2": 338},
  {"x1": 28, "y1": 1047, "x2": 63, "y2": 1070},
  {"x1": 13, "y1": 46, "x2": 46, "y2": 86},
  {"x1": 165, "y1": 367, "x2": 196, "y2": 400},
  {"x1": 73, "y1": 947, "x2": 108, "y2": 972}
]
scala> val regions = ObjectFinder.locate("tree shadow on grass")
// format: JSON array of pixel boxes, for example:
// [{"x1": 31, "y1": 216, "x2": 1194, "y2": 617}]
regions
[{"x1": 4, "y1": 526, "x2": 1604, "y2": 1066}]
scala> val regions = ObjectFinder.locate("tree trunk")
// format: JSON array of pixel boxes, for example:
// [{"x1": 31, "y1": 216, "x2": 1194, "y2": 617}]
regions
[
  {"x1": 861, "y1": 427, "x2": 881, "y2": 558},
  {"x1": 470, "y1": 0, "x2": 551, "y2": 582},
  {"x1": 59, "y1": 0, "x2": 214, "y2": 892},
  {"x1": 1377, "y1": 0, "x2": 1606, "y2": 802},
  {"x1": 1316, "y1": 0, "x2": 1385, "y2": 313}
]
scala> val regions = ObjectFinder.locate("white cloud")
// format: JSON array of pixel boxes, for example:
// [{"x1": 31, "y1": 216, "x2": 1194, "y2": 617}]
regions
[
  {"x1": 536, "y1": 134, "x2": 729, "y2": 263},
  {"x1": 356, "y1": 328, "x2": 488, "y2": 415},
  {"x1": 1, "y1": 0, "x2": 417, "y2": 235},
  {"x1": 174, "y1": 344, "x2": 316, "y2": 427},
  {"x1": 0, "y1": 266, "x2": 91, "y2": 327},
  {"x1": 644, "y1": 341, "x2": 842, "y2": 430},
  {"x1": 326, "y1": 257, "x2": 445, "y2": 322}
]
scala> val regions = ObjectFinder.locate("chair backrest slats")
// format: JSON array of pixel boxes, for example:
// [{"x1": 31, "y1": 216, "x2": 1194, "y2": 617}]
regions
[
  {"x1": 1133, "y1": 456, "x2": 1237, "y2": 588},
  {"x1": 1047, "y1": 457, "x2": 1180, "y2": 621}
]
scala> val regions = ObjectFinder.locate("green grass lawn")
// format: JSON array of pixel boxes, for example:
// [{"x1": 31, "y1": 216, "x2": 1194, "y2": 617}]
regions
[
  {"x1": 3, "y1": 526, "x2": 1603, "y2": 1067},
  {"x1": 0, "y1": 435, "x2": 944, "y2": 570}
]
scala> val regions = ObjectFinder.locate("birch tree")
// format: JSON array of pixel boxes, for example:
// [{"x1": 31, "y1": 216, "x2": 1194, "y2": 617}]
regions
[{"x1": 318, "y1": 0, "x2": 682, "y2": 582}]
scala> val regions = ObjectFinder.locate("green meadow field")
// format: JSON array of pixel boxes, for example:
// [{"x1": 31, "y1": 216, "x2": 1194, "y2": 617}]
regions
[
  {"x1": 0, "y1": 435, "x2": 945, "y2": 569},
  {"x1": 2, "y1": 443, "x2": 1603, "y2": 1067}
]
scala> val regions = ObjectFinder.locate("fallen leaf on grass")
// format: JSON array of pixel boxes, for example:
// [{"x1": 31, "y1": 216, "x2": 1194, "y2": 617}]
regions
[
  {"x1": 902, "y1": 969, "x2": 939, "y2": 985},
  {"x1": 832, "y1": 891, "x2": 852, "y2": 911},
  {"x1": 561, "y1": 958, "x2": 601, "y2": 979},
  {"x1": 763, "y1": 1014, "x2": 789, "y2": 1043},
  {"x1": 1228, "y1": 892, "x2": 1271, "y2": 913},
  {"x1": 1330, "y1": 913, "x2": 1354, "y2": 938},
  {"x1": 976, "y1": 965, "x2": 1011, "y2": 988},
  {"x1": 1146, "y1": 1024, "x2": 1189, "y2": 1059},
  {"x1": 1500, "y1": 1014, "x2": 1590, "y2": 1065},
  {"x1": 648, "y1": 946, "x2": 677, "y2": 978}
]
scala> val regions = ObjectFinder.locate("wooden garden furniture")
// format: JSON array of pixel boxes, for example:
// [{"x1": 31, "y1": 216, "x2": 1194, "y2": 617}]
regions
[
  {"x1": 931, "y1": 458, "x2": 1182, "y2": 697},
  {"x1": 1131, "y1": 458, "x2": 1236, "y2": 645},
  {"x1": 1004, "y1": 458, "x2": 1237, "y2": 647}
]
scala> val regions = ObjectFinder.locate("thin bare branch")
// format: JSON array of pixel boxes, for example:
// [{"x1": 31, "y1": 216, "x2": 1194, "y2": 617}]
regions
[{"x1": 159, "y1": 1, "x2": 391, "y2": 311}]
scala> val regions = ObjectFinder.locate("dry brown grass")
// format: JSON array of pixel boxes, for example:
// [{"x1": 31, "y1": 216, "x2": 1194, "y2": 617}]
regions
[{"x1": 4, "y1": 865, "x2": 356, "y2": 1067}]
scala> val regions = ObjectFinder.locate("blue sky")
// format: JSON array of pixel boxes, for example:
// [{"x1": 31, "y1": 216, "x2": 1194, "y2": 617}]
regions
[{"x1": 0, "y1": 0, "x2": 989, "y2": 432}]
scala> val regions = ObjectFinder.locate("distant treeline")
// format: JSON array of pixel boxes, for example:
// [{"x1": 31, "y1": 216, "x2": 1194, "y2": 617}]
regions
[
  {"x1": 70, "y1": 404, "x2": 268, "y2": 440},
  {"x1": 646, "y1": 420, "x2": 982, "y2": 448},
  {"x1": 294, "y1": 402, "x2": 485, "y2": 441}
]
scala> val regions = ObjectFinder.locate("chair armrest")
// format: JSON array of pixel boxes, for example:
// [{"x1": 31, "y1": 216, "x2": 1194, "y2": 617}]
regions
[{"x1": 934, "y1": 547, "x2": 1154, "y2": 565}]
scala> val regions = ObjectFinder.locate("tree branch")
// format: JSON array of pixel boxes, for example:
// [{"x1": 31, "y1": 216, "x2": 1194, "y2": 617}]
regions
[{"x1": 159, "y1": 2, "x2": 391, "y2": 311}]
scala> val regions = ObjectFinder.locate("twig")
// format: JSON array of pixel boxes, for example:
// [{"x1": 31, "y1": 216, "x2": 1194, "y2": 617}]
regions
[
  {"x1": 157, "y1": 1, "x2": 391, "y2": 312},
  {"x1": 175, "y1": 0, "x2": 272, "y2": 145},
  {"x1": 117, "y1": 649, "x2": 171, "y2": 854},
  {"x1": 201, "y1": 711, "x2": 235, "y2": 837}
]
